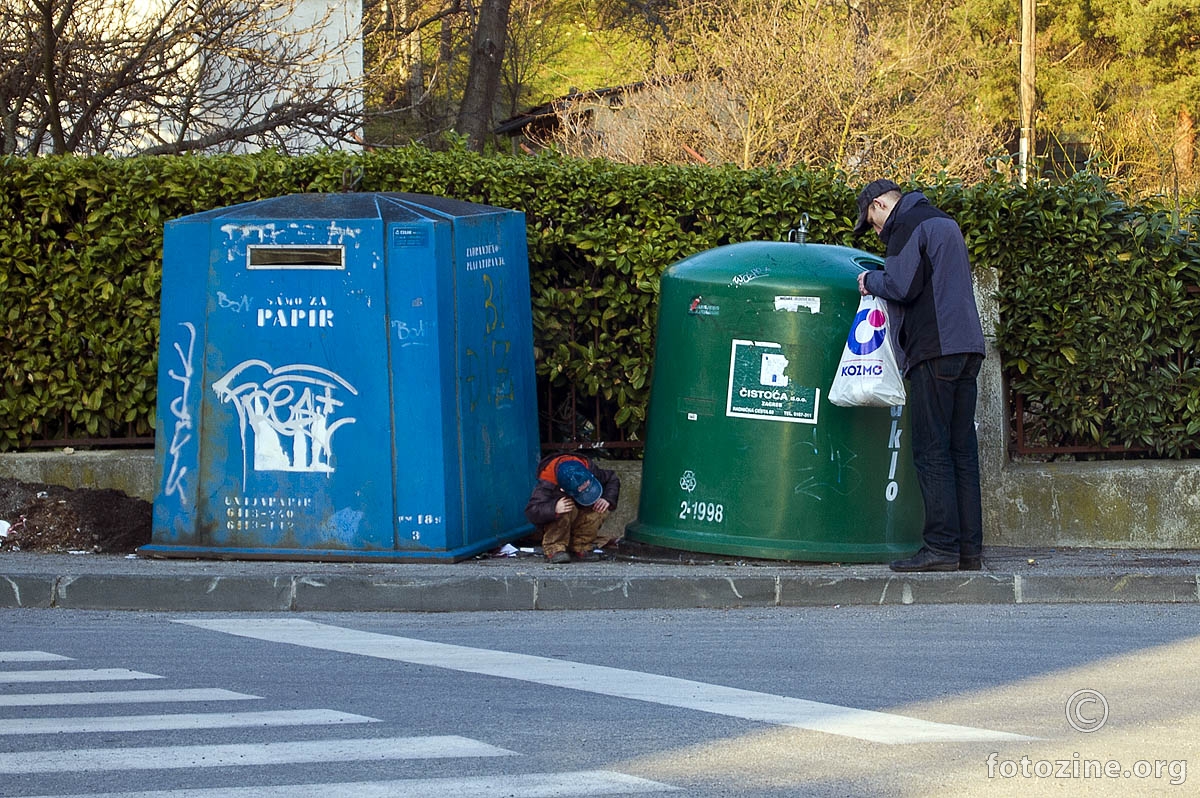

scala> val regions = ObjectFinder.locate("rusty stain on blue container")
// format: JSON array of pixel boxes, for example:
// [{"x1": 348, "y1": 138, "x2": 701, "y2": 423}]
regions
[{"x1": 145, "y1": 193, "x2": 539, "y2": 562}]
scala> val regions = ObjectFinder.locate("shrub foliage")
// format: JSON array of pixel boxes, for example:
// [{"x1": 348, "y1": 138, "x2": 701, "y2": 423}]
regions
[{"x1": 1, "y1": 150, "x2": 1198, "y2": 456}]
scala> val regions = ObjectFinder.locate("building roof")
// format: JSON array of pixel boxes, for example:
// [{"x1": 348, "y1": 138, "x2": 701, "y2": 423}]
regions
[{"x1": 494, "y1": 83, "x2": 639, "y2": 135}]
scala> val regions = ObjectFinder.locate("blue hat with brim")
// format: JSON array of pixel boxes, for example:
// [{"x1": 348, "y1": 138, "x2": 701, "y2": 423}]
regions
[{"x1": 555, "y1": 460, "x2": 602, "y2": 506}]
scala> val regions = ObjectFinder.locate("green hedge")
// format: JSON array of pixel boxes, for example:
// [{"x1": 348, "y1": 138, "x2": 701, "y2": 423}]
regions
[
  {"x1": 951, "y1": 174, "x2": 1200, "y2": 457},
  {"x1": 1, "y1": 149, "x2": 1198, "y2": 456}
]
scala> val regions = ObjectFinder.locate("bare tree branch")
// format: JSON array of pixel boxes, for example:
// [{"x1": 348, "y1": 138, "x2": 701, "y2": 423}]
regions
[
  {"x1": 542, "y1": 0, "x2": 1003, "y2": 178},
  {"x1": 2, "y1": 0, "x2": 364, "y2": 155},
  {"x1": 367, "y1": 0, "x2": 465, "y2": 37}
]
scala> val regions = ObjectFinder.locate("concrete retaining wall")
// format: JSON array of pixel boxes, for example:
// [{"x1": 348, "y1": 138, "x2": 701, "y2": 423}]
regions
[
  {"x1": 973, "y1": 267, "x2": 1200, "y2": 548},
  {"x1": 0, "y1": 450, "x2": 157, "y2": 503}
]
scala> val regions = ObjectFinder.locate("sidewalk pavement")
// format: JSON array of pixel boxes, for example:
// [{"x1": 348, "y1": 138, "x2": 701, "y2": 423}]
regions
[{"x1": 5, "y1": 543, "x2": 1200, "y2": 612}]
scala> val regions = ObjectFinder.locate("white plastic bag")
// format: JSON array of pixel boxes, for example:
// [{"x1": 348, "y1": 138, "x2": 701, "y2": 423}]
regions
[{"x1": 828, "y1": 295, "x2": 907, "y2": 407}]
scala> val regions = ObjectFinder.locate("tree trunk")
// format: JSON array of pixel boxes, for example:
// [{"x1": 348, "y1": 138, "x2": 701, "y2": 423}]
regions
[
  {"x1": 38, "y1": 0, "x2": 71, "y2": 154},
  {"x1": 456, "y1": 0, "x2": 511, "y2": 150},
  {"x1": 1176, "y1": 106, "x2": 1194, "y2": 183}
]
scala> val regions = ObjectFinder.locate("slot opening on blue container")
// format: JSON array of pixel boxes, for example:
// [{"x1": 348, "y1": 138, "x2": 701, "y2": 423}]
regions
[{"x1": 248, "y1": 245, "x2": 345, "y2": 270}]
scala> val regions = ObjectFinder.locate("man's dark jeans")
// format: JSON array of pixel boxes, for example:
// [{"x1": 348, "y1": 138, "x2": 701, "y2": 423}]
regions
[{"x1": 907, "y1": 353, "x2": 984, "y2": 558}]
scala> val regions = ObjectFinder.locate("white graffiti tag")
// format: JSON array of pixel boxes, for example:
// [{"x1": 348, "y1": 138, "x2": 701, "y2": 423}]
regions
[
  {"x1": 212, "y1": 360, "x2": 358, "y2": 489},
  {"x1": 164, "y1": 322, "x2": 197, "y2": 505},
  {"x1": 217, "y1": 292, "x2": 251, "y2": 313}
]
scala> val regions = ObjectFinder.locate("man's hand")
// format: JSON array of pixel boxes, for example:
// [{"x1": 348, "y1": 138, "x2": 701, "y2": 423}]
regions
[
  {"x1": 857, "y1": 271, "x2": 870, "y2": 296},
  {"x1": 592, "y1": 498, "x2": 611, "y2": 514},
  {"x1": 555, "y1": 496, "x2": 576, "y2": 514}
]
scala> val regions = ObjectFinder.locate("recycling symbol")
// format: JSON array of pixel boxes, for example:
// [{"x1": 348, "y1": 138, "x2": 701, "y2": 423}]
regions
[{"x1": 680, "y1": 470, "x2": 697, "y2": 493}]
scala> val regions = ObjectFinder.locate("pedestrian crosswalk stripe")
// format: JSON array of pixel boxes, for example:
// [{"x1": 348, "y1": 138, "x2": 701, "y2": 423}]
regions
[
  {"x1": 12, "y1": 770, "x2": 678, "y2": 797},
  {"x1": 0, "y1": 688, "x2": 258, "y2": 707},
  {"x1": 0, "y1": 735, "x2": 515, "y2": 774},
  {"x1": 0, "y1": 709, "x2": 378, "y2": 735},
  {"x1": 180, "y1": 619, "x2": 1038, "y2": 745},
  {"x1": 0, "y1": 668, "x2": 162, "y2": 684},
  {"x1": 0, "y1": 651, "x2": 72, "y2": 663}
]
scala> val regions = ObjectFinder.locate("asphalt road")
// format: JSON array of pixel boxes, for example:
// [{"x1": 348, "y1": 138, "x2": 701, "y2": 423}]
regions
[{"x1": 2, "y1": 605, "x2": 1198, "y2": 797}]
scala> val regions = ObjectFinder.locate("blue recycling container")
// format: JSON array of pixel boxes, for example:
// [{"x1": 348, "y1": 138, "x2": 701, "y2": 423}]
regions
[{"x1": 144, "y1": 193, "x2": 539, "y2": 561}]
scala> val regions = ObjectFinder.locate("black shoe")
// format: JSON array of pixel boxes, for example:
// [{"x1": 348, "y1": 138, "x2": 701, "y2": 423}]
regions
[
  {"x1": 959, "y1": 556, "x2": 982, "y2": 571},
  {"x1": 889, "y1": 547, "x2": 958, "y2": 572},
  {"x1": 574, "y1": 550, "x2": 601, "y2": 562},
  {"x1": 547, "y1": 551, "x2": 570, "y2": 564}
]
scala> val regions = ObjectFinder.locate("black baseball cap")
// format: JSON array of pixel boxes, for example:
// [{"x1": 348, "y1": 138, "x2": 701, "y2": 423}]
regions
[{"x1": 853, "y1": 179, "x2": 901, "y2": 236}]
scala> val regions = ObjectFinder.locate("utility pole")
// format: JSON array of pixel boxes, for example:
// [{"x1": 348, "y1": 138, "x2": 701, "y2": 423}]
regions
[{"x1": 1019, "y1": 0, "x2": 1036, "y2": 185}]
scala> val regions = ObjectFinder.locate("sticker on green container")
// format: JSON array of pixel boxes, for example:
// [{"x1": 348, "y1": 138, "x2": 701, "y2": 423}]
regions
[{"x1": 725, "y1": 339, "x2": 819, "y2": 424}]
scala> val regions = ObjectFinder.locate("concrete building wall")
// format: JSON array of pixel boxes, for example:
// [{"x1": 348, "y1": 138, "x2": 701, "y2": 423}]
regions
[{"x1": 205, "y1": 0, "x2": 363, "y2": 153}]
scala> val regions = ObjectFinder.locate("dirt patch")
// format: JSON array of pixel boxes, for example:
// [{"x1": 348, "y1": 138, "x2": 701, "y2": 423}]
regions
[{"x1": 0, "y1": 478, "x2": 151, "y2": 554}]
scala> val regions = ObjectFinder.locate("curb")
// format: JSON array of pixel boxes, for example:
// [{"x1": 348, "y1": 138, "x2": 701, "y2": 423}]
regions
[{"x1": 5, "y1": 570, "x2": 1200, "y2": 612}]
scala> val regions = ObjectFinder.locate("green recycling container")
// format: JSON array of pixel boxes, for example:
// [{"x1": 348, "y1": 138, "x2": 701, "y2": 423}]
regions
[{"x1": 625, "y1": 241, "x2": 923, "y2": 562}]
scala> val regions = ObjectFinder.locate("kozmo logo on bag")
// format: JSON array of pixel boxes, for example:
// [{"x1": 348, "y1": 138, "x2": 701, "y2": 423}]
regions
[{"x1": 846, "y1": 306, "x2": 888, "y2": 355}]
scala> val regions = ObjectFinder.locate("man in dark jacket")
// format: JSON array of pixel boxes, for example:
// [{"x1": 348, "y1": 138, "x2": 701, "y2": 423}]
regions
[
  {"x1": 525, "y1": 453, "x2": 621, "y2": 563},
  {"x1": 854, "y1": 179, "x2": 986, "y2": 572}
]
